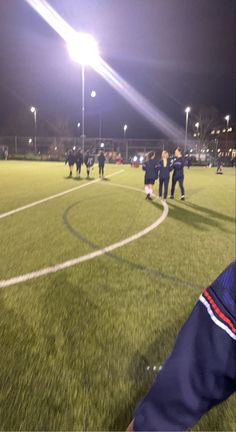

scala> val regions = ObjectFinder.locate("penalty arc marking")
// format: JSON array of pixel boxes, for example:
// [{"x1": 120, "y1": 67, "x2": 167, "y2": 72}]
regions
[{"x1": 0, "y1": 183, "x2": 168, "y2": 289}]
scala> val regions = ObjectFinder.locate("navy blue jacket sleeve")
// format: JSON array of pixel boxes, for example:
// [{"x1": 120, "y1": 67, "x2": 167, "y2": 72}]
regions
[{"x1": 134, "y1": 261, "x2": 236, "y2": 431}]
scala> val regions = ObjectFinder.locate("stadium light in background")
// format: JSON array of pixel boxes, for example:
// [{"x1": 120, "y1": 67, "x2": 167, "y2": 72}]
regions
[
  {"x1": 25, "y1": 0, "x2": 187, "y2": 145},
  {"x1": 123, "y1": 124, "x2": 128, "y2": 138},
  {"x1": 224, "y1": 115, "x2": 230, "y2": 147},
  {"x1": 184, "y1": 106, "x2": 191, "y2": 154},
  {"x1": 67, "y1": 33, "x2": 100, "y2": 155},
  {"x1": 90, "y1": 90, "x2": 102, "y2": 143},
  {"x1": 30, "y1": 106, "x2": 37, "y2": 153}
]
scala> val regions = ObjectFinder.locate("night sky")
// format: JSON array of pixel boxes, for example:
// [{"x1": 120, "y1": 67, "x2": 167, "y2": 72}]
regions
[{"x1": 0, "y1": 0, "x2": 235, "y2": 138}]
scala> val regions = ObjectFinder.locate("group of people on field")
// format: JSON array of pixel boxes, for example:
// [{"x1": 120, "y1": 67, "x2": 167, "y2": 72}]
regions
[
  {"x1": 65, "y1": 149, "x2": 106, "y2": 179},
  {"x1": 143, "y1": 147, "x2": 185, "y2": 201}
]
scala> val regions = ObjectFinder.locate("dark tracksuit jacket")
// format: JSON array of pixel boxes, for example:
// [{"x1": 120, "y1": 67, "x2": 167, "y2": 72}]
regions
[
  {"x1": 143, "y1": 159, "x2": 159, "y2": 185},
  {"x1": 157, "y1": 159, "x2": 172, "y2": 199},
  {"x1": 75, "y1": 152, "x2": 83, "y2": 171},
  {"x1": 84, "y1": 155, "x2": 94, "y2": 168},
  {"x1": 65, "y1": 153, "x2": 75, "y2": 166},
  {"x1": 171, "y1": 156, "x2": 185, "y2": 196},
  {"x1": 134, "y1": 261, "x2": 236, "y2": 431},
  {"x1": 98, "y1": 153, "x2": 106, "y2": 176}
]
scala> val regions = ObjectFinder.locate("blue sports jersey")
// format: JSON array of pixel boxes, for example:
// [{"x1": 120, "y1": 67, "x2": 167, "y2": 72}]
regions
[
  {"x1": 134, "y1": 261, "x2": 236, "y2": 431},
  {"x1": 172, "y1": 156, "x2": 185, "y2": 178},
  {"x1": 142, "y1": 159, "x2": 158, "y2": 180},
  {"x1": 157, "y1": 159, "x2": 172, "y2": 179}
]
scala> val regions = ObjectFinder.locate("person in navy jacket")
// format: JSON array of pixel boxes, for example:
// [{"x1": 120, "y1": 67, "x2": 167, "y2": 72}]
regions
[
  {"x1": 127, "y1": 260, "x2": 236, "y2": 431},
  {"x1": 170, "y1": 147, "x2": 185, "y2": 200},
  {"x1": 142, "y1": 151, "x2": 158, "y2": 200},
  {"x1": 97, "y1": 150, "x2": 106, "y2": 178},
  {"x1": 157, "y1": 151, "x2": 172, "y2": 201},
  {"x1": 84, "y1": 151, "x2": 94, "y2": 179},
  {"x1": 65, "y1": 150, "x2": 75, "y2": 177},
  {"x1": 75, "y1": 149, "x2": 83, "y2": 178}
]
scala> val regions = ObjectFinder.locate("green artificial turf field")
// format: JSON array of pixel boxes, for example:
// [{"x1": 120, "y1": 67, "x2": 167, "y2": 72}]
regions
[{"x1": 0, "y1": 160, "x2": 235, "y2": 431}]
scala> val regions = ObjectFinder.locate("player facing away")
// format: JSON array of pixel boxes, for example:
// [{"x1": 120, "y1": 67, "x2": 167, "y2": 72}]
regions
[
  {"x1": 65, "y1": 150, "x2": 75, "y2": 177},
  {"x1": 84, "y1": 151, "x2": 94, "y2": 179},
  {"x1": 170, "y1": 147, "x2": 185, "y2": 200},
  {"x1": 157, "y1": 151, "x2": 172, "y2": 201},
  {"x1": 142, "y1": 151, "x2": 158, "y2": 200},
  {"x1": 97, "y1": 150, "x2": 106, "y2": 178},
  {"x1": 75, "y1": 149, "x2": 83, "y2": 178},
  {"x1": 127, "y1": 260, "x2": 236, "y2": 431}
]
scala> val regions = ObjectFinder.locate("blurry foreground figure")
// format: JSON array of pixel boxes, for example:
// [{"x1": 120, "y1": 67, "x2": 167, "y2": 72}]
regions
[{"x1": 128, "y1": 261, "x2": 236, "y2": 431}]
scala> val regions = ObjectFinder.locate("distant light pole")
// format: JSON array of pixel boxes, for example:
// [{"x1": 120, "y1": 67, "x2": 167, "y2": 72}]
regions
[
  {"x1": 195, "y1": 122, "x2": 200, "y2": 135},
  {"x1": 184, "y1": 106, "x2": 191, "y2": 154},
  {"x1": 225, "y1": 114, "x2": 230, "y2": 148},
  {"x1": 67, "y1": 32, "x2": 100, "y2": 155},
  {"x1": 91, "y1": 90, "x2": 102, "y2": 143},
  {"x1": 30, "y1": 106, "x2": 37, "y2": 153},
  {"x1": 123, "y1": 124, "x2": 128, "y2": 138}
]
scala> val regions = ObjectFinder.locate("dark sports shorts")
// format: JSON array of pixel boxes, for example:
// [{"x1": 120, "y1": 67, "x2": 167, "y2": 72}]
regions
[{"x1": 144, "y1": 177, "x2": 156, "y2": 185}]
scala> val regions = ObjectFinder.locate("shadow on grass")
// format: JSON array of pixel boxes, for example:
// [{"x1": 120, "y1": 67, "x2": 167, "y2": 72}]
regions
[
  {"x1": 182, "y1": 201, "x2": 235, "y2": 224},
  {"x1": 109, "y1": 314, "x2": 231, "y2": 431},
  {"x1": 108, "y1": 316, "x2": 184, "y2": 431},
  {"x1": 150, "y1": 200, "x2": 234, "y2": 233}
]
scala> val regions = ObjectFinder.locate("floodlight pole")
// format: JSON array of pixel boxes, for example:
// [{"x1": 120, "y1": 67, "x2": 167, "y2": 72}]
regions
[
  {"x1": 34, "y1": 110, "x2": 37, "y2": 154},
  {"x1": 81, "y1": 64, "x2": 85, "y2": 155},
  {"x1": 184, "y1": 108, "x2": 190, "y2": 155}
]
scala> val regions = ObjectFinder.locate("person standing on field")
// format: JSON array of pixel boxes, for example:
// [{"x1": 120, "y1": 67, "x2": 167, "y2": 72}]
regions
[
  {"x1": 142, "y1": 151, "x2": 158, "y2": 201},
  {"x1": 157, "y1": 150, "x2": 172, "y2": 201},
  {"x1": 75, "y1": 149, "x2": 83, "y2": 178},
  {"x1": 170, "y1": 147, "x2": 185, "y2": 200},
  {"x1": 98, "y1": 150, "x2": 106, "y2": 178},
  {"x1": 65, "y1": 149, "x2": 75, "y2": 177}
]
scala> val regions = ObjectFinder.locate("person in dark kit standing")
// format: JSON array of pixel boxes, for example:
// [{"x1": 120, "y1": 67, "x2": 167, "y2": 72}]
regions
[
  {"x1": 157, "y1": 150, "x2": 172, "y2": 201},
  {"x1": 142, "y1": 151, "x2": 158, "y2": 200},
  {"x1": 170, "y1": 147, "x2": 185, "y2": 200},
  {"x1": 216, "y1": 157, "x2": 223, "y2": 174},
  {"x1": 75, "y1": 149, "x2": 83, "y2": 178},
  {"x1": 65, "y1": 149, "x2": 75, "y2": 177},
  {"x1": 127, "y1": 260, "x2": 236, "y2": 432},
  {"x1": 187, "y1": 156, "x2": 192, "y2": 169},
  {"x1": 84, "y1": 151, "x2": 94, "y2": 179},
  {"x1": 97, "y1": 150, "x2": 106, "y2": 178}
]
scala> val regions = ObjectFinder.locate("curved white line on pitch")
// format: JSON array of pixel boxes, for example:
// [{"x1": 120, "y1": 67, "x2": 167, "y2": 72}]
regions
[
  {"x1": 0, "y1": 169, "x2": 124, "y2": 220},
  {"x1": 0, "y1": 188, "x2": 168, "y2": 289}
]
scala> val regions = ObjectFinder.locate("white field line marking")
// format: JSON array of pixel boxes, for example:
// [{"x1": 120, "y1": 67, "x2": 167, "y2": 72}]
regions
[
  {"x1": 0, "y1": 186, "x2": 168, "y2": 288},
  {"x1": 0, "y1": 169, "x2": 124, "y2": 220}
]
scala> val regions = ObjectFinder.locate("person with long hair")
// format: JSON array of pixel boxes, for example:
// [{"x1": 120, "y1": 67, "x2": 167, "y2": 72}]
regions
[
  {"x1": 142, "y1": 151, "x2": 158, "y2": 200},
  {"x1": 170, "y1": 147, "x2": 185, "y2": 200},
  {"x1": 158, "y1": 150, "x2": 172, "y2": 201}
]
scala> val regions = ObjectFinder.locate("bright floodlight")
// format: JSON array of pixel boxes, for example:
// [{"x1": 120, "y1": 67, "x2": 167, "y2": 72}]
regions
[
  {"x1": 185, "y1": 106, "x2": 191, "y2": 113},
  {"x1": 77, "y1": 122, "x2": 81, "y2": 128},
  {"x1": 124, "y1": 124, "x2": 128, "y2": 131},
  {"x1": 29, "y1": 138, "x2": 32, "y2": 144},
  {"x1": 195, "y1": 122, "x2": 199, "y2": 128},
  {"x1": 91, "y1": 90, "x2": 96, "y2": 98},
  {"x1": 30, "y1": 106, "x2": 36, "y2": 113},
  {"x1": 100, "y1": 142, "x2": 105, "y2": 148},
  {"x1": 133, "y1": 156, "x2": 138, "y2": 162},
  {"x1": 225, "y1": 115, "x2": 230, "y2": 121},
  {"x1": 67, "y1": 32, "x2": 99, "y2": 66}
]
